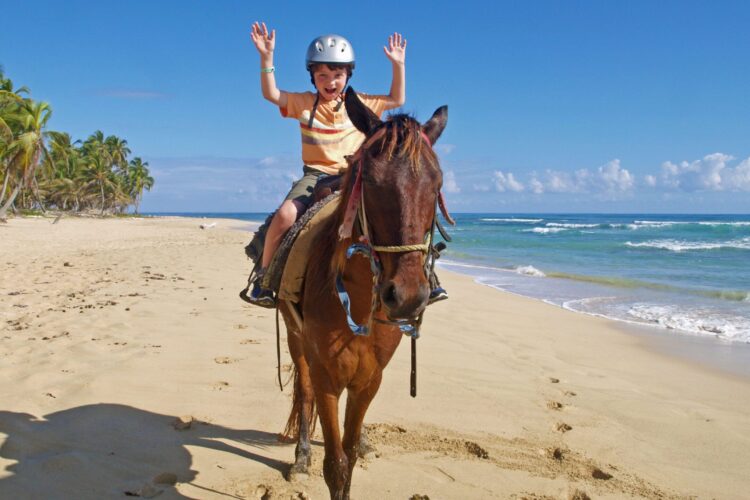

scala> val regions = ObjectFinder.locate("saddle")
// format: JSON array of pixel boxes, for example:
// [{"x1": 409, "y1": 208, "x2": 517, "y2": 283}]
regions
[
  {"x1": 242, "y1": 174, "x2": 342, "y2": 303},
  {"x1": 244, "y1": 175, "x2": 341, "y2": 266},
  {"x1": 263, "y1": 192, "x2": 339, "y2": 297}
]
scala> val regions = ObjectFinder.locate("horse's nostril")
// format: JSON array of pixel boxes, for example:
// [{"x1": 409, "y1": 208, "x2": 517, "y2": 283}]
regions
[{"x1": 381, "y1": 282, "x2": 398, "y2": 308}]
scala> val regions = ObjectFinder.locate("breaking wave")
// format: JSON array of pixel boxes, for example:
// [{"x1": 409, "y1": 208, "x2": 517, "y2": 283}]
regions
[{"x1": 625, "y1": 238, "x2": 750, "y2": 252}]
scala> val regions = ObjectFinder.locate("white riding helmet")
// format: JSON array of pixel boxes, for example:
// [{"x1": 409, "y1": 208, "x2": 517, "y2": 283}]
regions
[{"x1": 305, "y1": 34, "x2": 356, "y2": 70}]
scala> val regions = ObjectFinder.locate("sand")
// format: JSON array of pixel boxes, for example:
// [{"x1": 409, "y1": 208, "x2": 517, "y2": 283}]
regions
[{"x1": 1, "y1": 216, "x2": 749, "y2": 499}]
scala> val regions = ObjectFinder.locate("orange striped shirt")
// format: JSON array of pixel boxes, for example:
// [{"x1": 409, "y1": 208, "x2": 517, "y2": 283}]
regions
[{"x1": 280, "y1": 92, "x2": 392, "y2": 175}]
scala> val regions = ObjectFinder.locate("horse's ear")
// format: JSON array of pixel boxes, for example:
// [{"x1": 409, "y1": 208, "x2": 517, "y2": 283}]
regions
[
  {"x1": 422, "y1": 105, "x2": 448, "y2": 145},
  {"x1": 345, "y1": 88, "x2": 381, "y2": 135}
]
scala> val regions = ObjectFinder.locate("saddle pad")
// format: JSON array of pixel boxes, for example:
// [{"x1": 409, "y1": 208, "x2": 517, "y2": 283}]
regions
[{"x1": 266, "y1": 193, "x2": 340, "y2": 301}]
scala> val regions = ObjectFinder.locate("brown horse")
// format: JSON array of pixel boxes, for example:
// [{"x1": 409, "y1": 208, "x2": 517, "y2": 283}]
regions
[{"x1": 278, "y1": 89, "x2": 448, "y2": 500}]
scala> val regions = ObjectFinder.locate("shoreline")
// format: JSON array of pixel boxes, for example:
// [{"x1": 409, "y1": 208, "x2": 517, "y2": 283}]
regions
[
  {"x1": 2, "y1": 216, "x2": 749, "y2": 498},
  {"x1": 22, "y1": 211, "x2": 748, "y2": 379},
  {"x1": 154, "y1": 212, "x2": 750, "y2": 380}
]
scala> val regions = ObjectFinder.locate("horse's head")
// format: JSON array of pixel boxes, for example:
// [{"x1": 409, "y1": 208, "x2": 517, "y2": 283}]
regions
[{"x1": 343, "y1": 89, "x2": 448, "y2": 321}]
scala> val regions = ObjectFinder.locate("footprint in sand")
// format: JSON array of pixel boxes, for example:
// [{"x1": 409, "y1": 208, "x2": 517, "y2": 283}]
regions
[
  {"x1": 545, "y1": 446, "x2": 566, "y2": 461},
  {"x1": 569, "y1": 489, "x2": 592, "y2": 500},
  {"x1": 590, "y1": 466, "x2": 613, "y2": 480},
  {"x1": 252, "y1": 484, "x2": 272, "y2": 500},
  {"x1": 547, "y1": 400, "x2": 564, "y2": 410},
  {"x1": 214, "y1": 356, "x2": 239, "y2": 364},
  {"x1": 556, "y1": 422, "x2": 573, "y2": 433}
]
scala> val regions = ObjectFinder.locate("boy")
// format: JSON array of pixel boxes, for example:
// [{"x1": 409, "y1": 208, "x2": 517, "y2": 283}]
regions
[
  {"x1": 246, "y1": 23, "x2": 407, "y2": 307},
  {"x1": 246, "y1": 23, "x2": 447, "y2": 307}
]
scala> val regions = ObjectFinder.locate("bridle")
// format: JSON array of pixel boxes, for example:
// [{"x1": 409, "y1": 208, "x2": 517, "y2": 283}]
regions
[{"x1": 335, "y1": 130, "x2": 447, "y2": 339}]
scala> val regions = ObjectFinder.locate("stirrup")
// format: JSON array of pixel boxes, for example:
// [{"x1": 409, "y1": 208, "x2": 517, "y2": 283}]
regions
[
  {"x1": 239, "y1": 269, "x2": 276, "y2": 308},
  {"x1": 428, "y1": 286, "x2": 448, "y2": 305}
]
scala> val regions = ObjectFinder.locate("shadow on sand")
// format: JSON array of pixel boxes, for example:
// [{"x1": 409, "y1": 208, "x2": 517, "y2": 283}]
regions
[{"x1": 0, "y1": 403, "x2": 288, "y2": 499}]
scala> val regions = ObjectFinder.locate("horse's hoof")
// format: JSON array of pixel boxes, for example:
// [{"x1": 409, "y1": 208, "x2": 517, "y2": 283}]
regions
[{"x1": 286, "y1": 465, "x2": 310, "y2": 482}]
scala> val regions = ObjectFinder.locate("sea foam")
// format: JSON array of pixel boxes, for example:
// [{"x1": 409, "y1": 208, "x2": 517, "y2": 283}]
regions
[
  {"x1": 625, "y1": 238, "x2": 750, "y2": 252},
  {"x1": 481, "y1": 218, "x2": 542, "y2": 223},
  {"x1": 514, "y1": 265, "x2": 546, "y2": 277},
  {"x1": 627, "y1": 304, "x2": 750, "y2": 343},
  {"x1": 523, "y1": 227, "x2": 567, "y2": 234},
  {"x1": 545, "y1": 222, "x2": 600, "y2": 229}
]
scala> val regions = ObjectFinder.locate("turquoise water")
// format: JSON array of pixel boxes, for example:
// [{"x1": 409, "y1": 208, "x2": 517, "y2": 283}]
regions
[
  {"x1": 153, "y1": 212, "x2": 750, "y2": 344},
  {"x1": 439, "y1": 214, "x2": 750, "y2": 344}
]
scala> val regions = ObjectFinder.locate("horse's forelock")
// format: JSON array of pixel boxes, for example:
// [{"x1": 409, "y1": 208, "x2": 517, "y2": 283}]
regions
[{"x1": 365, "y1": 114, "x2": 438, "y2": 172}]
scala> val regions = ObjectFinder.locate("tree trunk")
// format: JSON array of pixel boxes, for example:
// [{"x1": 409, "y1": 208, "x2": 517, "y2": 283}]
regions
[
  {"x1": 100, "y1": 181, "x2": 105, "y2": 215},
  {"x1": 0, "y1": 183, "x2": 21, "y2": 220},
  {"x1": 0, "y1": 172, "x2": 10, "y2": 205},
  {"x1": 32, "y1": 177, "x2": 46, "y2": 214}
]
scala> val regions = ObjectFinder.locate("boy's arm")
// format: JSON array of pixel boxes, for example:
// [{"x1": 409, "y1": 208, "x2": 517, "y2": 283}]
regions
[
  {"x1": 250, "y1": 22, "x2": 288, "y2": 108},
  {"x1": 383, "y1": 32, "x2": 406, "y2": 108}
]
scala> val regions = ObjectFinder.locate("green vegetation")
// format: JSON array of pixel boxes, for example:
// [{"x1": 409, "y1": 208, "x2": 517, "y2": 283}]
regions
[{"x1": 0, "y1": 66, "x2": 154, "y2": 220}]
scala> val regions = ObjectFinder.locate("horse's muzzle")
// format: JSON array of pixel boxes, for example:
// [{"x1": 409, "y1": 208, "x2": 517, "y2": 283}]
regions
[{"x1": 380, "y1": 278, "x2": 429, "y2": 320}]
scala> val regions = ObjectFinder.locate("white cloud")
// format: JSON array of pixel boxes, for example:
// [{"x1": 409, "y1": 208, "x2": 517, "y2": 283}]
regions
[
  {"x1": 142, "y1": 154, "x2": 301, "y2": 211},
  {"x1": 493, "y1": 171, "x2": 524, "y2": 192},
  {"x1": 545, "y1": 170, "x2": 579, "y2": 193},
  {"x1": 596, "y1": 159, "x2": 634, "y2": 191},
  {"x1": 259, "y1": 156, "x2": 279, "y2": 166},
  {"x1": 657, "y1": 153, "x2": 750, "y2": 192},
  {"x1": 443, "y1": 170, "x2": 460, "y2": 193},
  {"x1": 494, "y1": 159, "x2": 634, "y2": 198},
  {"x1": 529, "y1": 177, "x2": 545, "y2": 195},
  {"x1": 435, "y1": 144, "x2": 456, "y2": 155},
  {"x1": 730, "y1": 158, "x2": 750, "y2": 190}
]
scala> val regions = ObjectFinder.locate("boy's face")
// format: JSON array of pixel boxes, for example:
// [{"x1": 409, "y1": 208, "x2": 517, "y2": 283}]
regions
[{"x1": 312, "y1": 65, "x2": 348, "y2": 102}]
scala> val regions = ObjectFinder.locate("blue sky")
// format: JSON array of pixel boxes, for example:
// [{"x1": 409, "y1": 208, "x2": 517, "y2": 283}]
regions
[{"x1": 2, "y1": 1, "x2": 749, "y2": 213}]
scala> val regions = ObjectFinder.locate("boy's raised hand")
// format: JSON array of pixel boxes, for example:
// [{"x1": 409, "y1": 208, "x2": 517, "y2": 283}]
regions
[
  {"x1": 250, "y1": 22, "x2": 275, "y2": 56},
  {"x1": 383, "y1": 32, "x2": 407, "y2": 65}
]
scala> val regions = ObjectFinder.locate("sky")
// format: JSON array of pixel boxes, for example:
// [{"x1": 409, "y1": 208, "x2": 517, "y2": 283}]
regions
[{"x1": 2, "y1": 0, "x2": 749, "y2": 213}]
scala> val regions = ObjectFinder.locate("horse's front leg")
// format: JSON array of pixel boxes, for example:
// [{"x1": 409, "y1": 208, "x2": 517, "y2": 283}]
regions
[
  {"x1": 286, "y1": 332, "x2": 315, "y2": 481},
  {"x1": 312, "y1": 370, "x2": 349, "y2": 500},
  {"x1": 342, "y1": 372, "x2": 383, "y2": 498}
]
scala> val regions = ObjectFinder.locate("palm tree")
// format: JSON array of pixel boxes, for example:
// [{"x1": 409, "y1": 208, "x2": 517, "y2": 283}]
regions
[
  {"x1": 1, "y1": 69, "x2": 154, "y2": 217},
  {"x1": 127, "y1": 157, "x2": 154, "y2": 214},
  {"x1": 83, "y1": 150, "x2": 118, "y2": 214},
  {"x1": 44, "y1": 131, "x2": 84, "y2": 210},
  {"x1": 0, "y1": 98, "x2": 52, "y2": 220},
  {"x1": 104, "y1": 135, "x2": 130, "y2": 174}
]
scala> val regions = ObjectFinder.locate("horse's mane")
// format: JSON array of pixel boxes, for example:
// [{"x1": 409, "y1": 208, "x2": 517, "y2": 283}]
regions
[{"x1": 306, "y1": 113, "x2": 439, "y2": 303}]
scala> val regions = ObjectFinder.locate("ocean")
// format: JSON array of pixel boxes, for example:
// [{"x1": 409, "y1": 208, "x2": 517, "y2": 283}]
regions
[
  {"x1": 156, "y1": 212, "x2": 750, "y2": 345},
  {"x1": 439, "y1": 214, "x2": 750, "y2": 345}
]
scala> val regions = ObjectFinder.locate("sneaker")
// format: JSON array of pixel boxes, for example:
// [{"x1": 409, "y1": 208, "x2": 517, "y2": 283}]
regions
[
  {"x1": 247, "y1": 278, "x2": 276, "y2": 308},
  {"x1": 428, "y1": 286, "x2": 448, "y2": 305}
]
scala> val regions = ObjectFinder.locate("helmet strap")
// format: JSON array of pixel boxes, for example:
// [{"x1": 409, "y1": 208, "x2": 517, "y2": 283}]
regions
[{"x1": 308, "y1": 93, "x2": 320, "y2": 128}]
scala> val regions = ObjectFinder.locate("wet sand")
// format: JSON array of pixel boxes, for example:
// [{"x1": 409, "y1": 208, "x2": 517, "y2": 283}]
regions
[{"x1": 1, "y1": 216, "x2": 749, "y2": 499}]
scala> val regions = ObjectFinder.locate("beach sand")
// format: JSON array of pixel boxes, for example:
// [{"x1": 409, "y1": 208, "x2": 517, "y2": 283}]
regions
[{"x1": 1, "y1": 216, "x2": 749, "y2": 499}]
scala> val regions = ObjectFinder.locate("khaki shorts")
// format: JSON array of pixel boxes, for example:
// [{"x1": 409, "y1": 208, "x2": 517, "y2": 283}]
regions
[{"x1": 284, "y1": 166, "x2": 328, "y2": 209}]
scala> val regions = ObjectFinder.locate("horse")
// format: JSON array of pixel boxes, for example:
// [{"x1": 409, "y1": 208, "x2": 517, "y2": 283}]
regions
[{"x1": 278, "y1": 89, "x2": 448, "y2": 500}]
